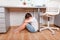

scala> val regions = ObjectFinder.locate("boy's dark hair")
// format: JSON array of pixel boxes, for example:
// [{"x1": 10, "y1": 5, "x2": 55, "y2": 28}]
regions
[{"x1": 25, "y1": 13, "x2": 32, "y2": 19}]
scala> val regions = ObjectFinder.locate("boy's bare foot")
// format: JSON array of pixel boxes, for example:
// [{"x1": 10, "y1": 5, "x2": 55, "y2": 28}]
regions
[{"x1": 13, "y1": 29, "x2": 19, "y2": 34}]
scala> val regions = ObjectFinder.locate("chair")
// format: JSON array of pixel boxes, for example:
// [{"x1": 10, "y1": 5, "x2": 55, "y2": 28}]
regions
[{"x1": 40, "y1": 7, "x2": 59, "y2": 34}]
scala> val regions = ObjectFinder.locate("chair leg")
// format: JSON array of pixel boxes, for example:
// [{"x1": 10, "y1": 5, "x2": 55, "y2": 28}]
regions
[
  {"x1": 48, "y1": 28, "x2": 55, "y2": 34},
  {"x1": 40, "y1": 27, "x2": 48, "y2": 31},
  {"x1": 51, "y1": 27, "x2": 59, "y2": 30}
]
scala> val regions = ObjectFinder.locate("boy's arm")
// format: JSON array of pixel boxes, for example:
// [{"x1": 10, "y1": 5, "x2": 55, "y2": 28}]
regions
[{"x1": 14, "y1": 22, "x2": 28, "y2": 34}]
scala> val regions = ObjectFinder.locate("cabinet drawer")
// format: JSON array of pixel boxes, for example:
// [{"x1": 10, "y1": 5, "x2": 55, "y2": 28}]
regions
[
  {"x1": 0, "y1": 24, "x2": 5, "y2": 28},
  {"x1": 0, "y1": 19, "x2": 5, "y2": 24},
  {"x1": 0, "y1": 26, "x2": 6, "y2": 33},
  {"x1": 0, "y1": 7, "x2": 5, "y2": 12},
  {"x1": 0, "y1": 24, "x2": 6, "y2": 32},
  {"x1": 0, "y1": 13, "x2": 5, "y2": 17}
]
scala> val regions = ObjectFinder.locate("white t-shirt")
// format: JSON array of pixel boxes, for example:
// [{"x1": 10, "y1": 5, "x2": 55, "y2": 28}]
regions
[{"x1": 30, "y1": 17, "x2": 38, "y2": 31}]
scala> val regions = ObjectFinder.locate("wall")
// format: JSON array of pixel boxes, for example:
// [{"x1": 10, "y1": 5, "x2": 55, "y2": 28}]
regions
[
  {"x1": 0, "y1": 0, "x2": 49, "y2": 7},
  {"x1": 9, "y1": 8, "x2": 38, "y2": 26},
  {"x1": 10, "y1": 12, "x2": 25, "y2": 26},
  {"x1": 0, "y1": 0, "x2": 60, "y2": 7}
]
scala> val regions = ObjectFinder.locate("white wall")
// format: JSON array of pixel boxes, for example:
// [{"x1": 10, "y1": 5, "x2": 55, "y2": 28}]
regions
[
  {"x1": 10, "y1": 11, "x2": 38, "y2": 26},
  {"x1": 0, "y1": 0, "x2": 59, "y2": 7},
  {"x1": 9, "y1": 8, "x2": 38, "y2": 26},
  {"x1": 0, "y1": 0, "x2": 51, "y2": 7},
  {"x1": 10, "y1": 12, "x2": 25, "y2": 26}
]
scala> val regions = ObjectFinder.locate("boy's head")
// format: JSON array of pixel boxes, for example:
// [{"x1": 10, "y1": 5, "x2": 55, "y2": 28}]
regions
[{"x1": 25, "y1": 13, "x2": 32, "y2": 19}]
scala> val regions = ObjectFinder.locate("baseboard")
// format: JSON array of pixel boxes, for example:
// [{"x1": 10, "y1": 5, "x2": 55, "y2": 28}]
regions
[
  {"x1": 54, "y1": 24, "x2": 60, "y2": 28},
  {"x1": 40, "y1": 23, "x2": 55, "y2": 26}
]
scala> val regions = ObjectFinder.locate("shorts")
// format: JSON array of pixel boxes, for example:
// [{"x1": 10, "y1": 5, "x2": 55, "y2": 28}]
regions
[{"x1": 26, "y1": 24, "x2": 36, "y2": 32}]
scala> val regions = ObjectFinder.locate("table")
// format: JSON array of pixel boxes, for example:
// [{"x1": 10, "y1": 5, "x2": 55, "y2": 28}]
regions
[{"x1": 0, "y1": 6, "x2": 46, "y2": 33}]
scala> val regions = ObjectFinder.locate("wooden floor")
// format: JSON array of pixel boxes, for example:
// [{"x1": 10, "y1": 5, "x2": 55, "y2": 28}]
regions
[{"x1": 0, "y1": 26, "x2": 60, "y2": 40}]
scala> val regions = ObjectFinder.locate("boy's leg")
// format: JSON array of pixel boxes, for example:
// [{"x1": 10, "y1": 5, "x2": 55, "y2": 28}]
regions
[
  {"x1": 14, "y1": 22, "x2": 28, "y2": 33},
  {"x1": 26, "y1": 24, "x2": 36, "y2": 32}
]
